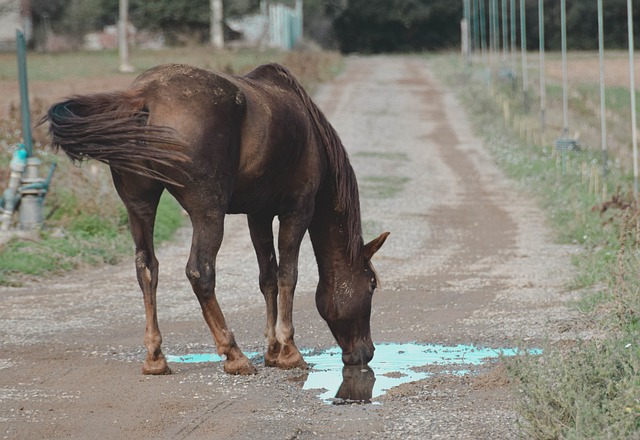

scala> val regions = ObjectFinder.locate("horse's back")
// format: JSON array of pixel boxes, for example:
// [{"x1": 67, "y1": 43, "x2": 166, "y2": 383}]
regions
[{"x1": 130, "y1": 63, "x2": 323, "y2": 215}]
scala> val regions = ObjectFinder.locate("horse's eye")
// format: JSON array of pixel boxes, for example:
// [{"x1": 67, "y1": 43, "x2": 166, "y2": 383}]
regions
[{"x1": 369, "y1": 277, "x2": 377, "y2": 292}]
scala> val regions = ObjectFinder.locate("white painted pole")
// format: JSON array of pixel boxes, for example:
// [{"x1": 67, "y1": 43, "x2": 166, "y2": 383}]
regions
[
  {"x1": 211, "y1": 0, "x2": 224, "y2": 50},
  {"x1": 118, "y1": 0, "x2": 133, "y2": 73},
  {"x1": 598, "y1": 0, "x2": 607, "y2": 176},
  {"x1": 628, "y1": 0, "x2": 638, "y2": 197}
]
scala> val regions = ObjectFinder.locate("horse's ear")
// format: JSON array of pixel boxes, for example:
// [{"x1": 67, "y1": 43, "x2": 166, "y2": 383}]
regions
[{"x1": 363, "y1": 232, "x2": 390, "y2": 260}]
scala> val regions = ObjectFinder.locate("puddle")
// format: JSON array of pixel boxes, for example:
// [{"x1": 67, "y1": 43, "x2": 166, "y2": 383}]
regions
[{"x1": 167, "y1": 343, "x2": 540, "y2": 404}]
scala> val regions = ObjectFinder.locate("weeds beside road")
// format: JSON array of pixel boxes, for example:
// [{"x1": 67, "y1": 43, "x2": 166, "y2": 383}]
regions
[{"x1": 434, "y1": 54, "x2": 640, "y2": 439}]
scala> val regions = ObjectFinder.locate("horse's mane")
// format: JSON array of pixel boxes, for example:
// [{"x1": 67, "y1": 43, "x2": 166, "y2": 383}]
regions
[{"x1": 269, "y1": 64, "x2": 363, "y2": 263}]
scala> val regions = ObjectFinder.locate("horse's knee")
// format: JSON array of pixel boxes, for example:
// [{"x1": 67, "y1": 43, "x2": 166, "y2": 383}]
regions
[
  {"x1": 259, "y1": 273, "x2": 278, "y2": 297},
  {"x1": 186, "y1": 260, "x2": 216, "y2": 296},
  {"x1": 135, "y1": 250, "x2": 158, "y2": 285}
]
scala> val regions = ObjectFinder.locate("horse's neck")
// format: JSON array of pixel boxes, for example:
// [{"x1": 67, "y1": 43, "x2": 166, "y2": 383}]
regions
[{"x1": 308, "y1": 190, "x2": 359, "y2": 283}]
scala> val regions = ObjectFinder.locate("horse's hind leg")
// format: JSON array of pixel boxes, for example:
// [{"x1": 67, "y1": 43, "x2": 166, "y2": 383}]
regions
[
  {"x1": 112, "y1": 172, "x2": 170, "y2": 375},
  {"x1": 186, "y1": 210, "x2": 257, "y2": 375},
  {"x1": 247, "y1": 214, "x2": 279, "y2": 367}
]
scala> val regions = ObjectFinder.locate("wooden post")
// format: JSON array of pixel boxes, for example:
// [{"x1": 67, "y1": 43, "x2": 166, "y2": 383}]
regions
[
  {"x1": 118, "y1": 0, "x2": 133, "y2": 73},
  {"x1": 211, "y1": 0, "x2": 224, "y2": 49}
]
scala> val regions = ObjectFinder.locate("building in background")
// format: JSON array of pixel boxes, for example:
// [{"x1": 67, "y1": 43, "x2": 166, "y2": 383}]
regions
[{"x1": 227, "y1": 0, "x2": 303, "y2": 50}]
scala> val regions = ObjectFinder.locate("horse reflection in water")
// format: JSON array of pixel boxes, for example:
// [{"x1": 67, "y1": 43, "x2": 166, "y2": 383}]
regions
[
  {"x1": 45, "y1": 63, "x2": 388, "y2": 375},
  {"x1": 335, "y1": 366, "x2": 376, "y2": 404}
]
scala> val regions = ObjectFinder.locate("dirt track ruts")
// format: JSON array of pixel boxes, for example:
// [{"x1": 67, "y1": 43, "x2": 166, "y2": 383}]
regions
[{"x1": 0, "y1": 55, "x2": 582, "y2": 439}]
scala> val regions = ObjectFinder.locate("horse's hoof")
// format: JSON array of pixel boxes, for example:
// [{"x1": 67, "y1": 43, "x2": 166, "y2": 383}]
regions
[
  {"x1": 264, "y1": 342, "x2": 281, "y2": 367},
  {"x1": 142, "y1": 360, "x2": 171, "y2": 375},
  {"x1": 224, "y1": 358, "x2": 258, "y2": 375},
  {"x1": 276, "y1": 354, "x2": 308, "y2": 370},
  {"x1": 264, "y1": 350, "x2": 279, "y2": 367}
]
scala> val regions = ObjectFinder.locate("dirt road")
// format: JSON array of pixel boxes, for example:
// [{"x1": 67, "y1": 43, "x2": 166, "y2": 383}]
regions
[{"x1": 0, "y1": 55, "x2": 580, "y2": 439}]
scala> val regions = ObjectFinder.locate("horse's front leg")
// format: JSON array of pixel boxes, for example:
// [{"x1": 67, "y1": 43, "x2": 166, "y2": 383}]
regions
[
  {"x1": 186, "y1": 211, "x2": 257, "y2": 375},
  {"x1": 274, "y1": 212, "x2": 313, "y2": 370},
  {"x1": 248, "y1": 214, "x2": 279, "y2": 367}
]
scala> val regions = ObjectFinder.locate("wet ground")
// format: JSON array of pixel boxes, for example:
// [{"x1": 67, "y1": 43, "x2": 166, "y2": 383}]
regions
[{"x1": 0, "y1": 55, "x2": 583, "y2": 439}]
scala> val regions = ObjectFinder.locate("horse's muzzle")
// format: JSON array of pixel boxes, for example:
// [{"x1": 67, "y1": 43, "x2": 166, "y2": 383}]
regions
[{"x1": 342, "y1": 341, "x2": 375, "y2": 366}]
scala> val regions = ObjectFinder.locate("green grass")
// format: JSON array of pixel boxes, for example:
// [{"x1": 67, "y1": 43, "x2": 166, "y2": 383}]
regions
[
  {"x1": 433, "y1": 53, "x2": 640, "y2": 440},
  {"x1": 354, "y1": 151, "x2": 410, "y2": 161},
  {"x1": 0, "y1": 46, "x2": 343, "y2": 93},
  {"x1": 0, "y1": 192, "x2": 182, "y2": 286},
  {"x1": 360, "y1": 175, "x2": 410, "y2": 199},
  {"x1": 0, "y1": 47, "x2": 291, "y2": 81}
]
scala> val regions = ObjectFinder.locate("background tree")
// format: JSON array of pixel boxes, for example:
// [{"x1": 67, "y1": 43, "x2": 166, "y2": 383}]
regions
[
  {"x1": 17, "y1": 0, "x2": 640, "y2": 53},
  {"x1": 331, "y1": 0, "x2": 460, "y2": 53}
]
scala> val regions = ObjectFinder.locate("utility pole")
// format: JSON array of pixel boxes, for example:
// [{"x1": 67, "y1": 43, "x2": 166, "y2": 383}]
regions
[
  {"x1": 211, "y1": 0, "x2": 224, "y2": 49},
  {"x1": 118, "y1": 0, "x2": 134, "y2": 72}
]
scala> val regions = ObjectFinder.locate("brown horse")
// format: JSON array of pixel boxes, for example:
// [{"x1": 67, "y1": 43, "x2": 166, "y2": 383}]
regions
[{"x1": 45, "y1": 63, "x2": 389, "y2": 375}]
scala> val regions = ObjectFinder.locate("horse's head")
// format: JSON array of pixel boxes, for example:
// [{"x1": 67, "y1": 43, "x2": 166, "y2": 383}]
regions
[{"x1": 316, "y1": 232, "x2": 389, "y2": 366}]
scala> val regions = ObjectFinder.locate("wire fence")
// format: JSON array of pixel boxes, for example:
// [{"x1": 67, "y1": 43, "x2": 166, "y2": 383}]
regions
[{"x1": 461, "y1": 0, "x2": 640, "y2": 198}]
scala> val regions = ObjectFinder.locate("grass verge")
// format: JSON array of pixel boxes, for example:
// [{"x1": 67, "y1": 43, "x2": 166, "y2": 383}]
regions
[
  {"x1": 0, "y1": 192, "x2": 182, "y2": 286},
  {"x1": 432, "y1": 54, "x2": 640, "y2": 439}
]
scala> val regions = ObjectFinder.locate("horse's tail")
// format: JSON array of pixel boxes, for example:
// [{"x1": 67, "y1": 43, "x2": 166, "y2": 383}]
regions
[{"x1": 44, "y1": 88, "x2": 190, "y2": 185}]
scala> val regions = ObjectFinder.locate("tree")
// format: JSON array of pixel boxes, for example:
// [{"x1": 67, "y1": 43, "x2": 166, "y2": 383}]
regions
[{"x1": 332, "y1": 0, "x2": 461, "y2": 53}]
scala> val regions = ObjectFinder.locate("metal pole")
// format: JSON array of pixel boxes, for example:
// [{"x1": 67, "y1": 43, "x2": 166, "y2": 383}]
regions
[
  {"x1": 539, "y1": 0, "x2": 546, "y2": 132},
  {"x1": 463, "y1": 0, "x2": 470, "y2": 63},
  {"x1": 15, "y1": 30, "x2": 32, "y2": 157},
  {"x1": 598, "y1": 0, "x2": 607, "y2": 177},
  {"x1": 510, "y1": 0, "x2": 516, "y2": 78},
  {"x1": 628, "y1": 0, "x2": 638, "y2": 198},
  {"x1": 473, "y1": 0, "x2": 480, "y2": 54},
  {"x1": 479, "y1": 0, "x2": 487, "y2": 62},
  {"x1": 211, "y1": 0, "x2": 224, "y2": 49},
  {"x1": 520, "y1": 0, "x2": 528, "y2": 112},
  {"x1": 502, "y1": 0, "x2": 508, "y2": 60},
  {"x1": 493, "y1": 0, "x2": 499, "y2": 60},
  {"x1": 118, "y1": 0, "x2": 133, "y2": 73},
  {"x1": 489, "y1": 0, "x2": 494, "y2": 65},
  {"x1": 560, "y1": 0, "x2": 569, "y2": 136}
]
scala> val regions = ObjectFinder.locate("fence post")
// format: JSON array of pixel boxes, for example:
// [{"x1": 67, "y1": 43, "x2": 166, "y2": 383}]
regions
[
  {"x1": 560, "y1": 0, "x2": 569, "y2": 137},
  {"x1": 520, "y1": 0, "x2": 528, "y2": 113},
  {"x1": 16, "y1": 30, "x2": 31, "y2": 157},
  {"x1": 628, "y1": 0, "x2": 638, "y2": 198},
  {"x1": 598, "y1": 0, "x2": 607, "y2": 178},
  {"x1": 510, "y1": 0, "x2": 516, "y2": 88},
  {"x1": 479, "y1": 0, "x2": 487, "y2": 62},
  {"x1": 538, "y1": 0, "x2": 546, "y2": 132}
]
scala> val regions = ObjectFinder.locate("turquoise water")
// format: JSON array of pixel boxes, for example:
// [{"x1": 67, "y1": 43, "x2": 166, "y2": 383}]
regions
[{"x1": 167, "y1": 342, "x2": 540, "y2": 404}]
